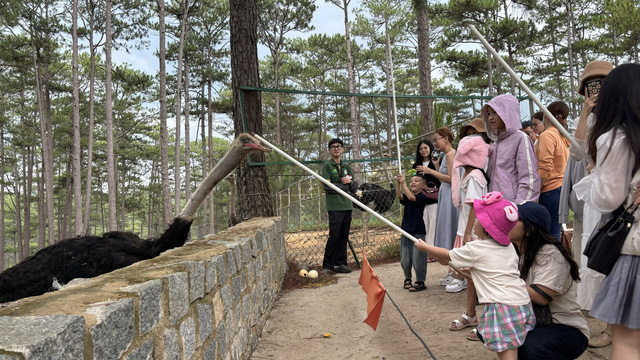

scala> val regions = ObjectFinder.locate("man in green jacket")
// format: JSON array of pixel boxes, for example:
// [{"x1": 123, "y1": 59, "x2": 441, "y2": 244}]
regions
[{"x1": 321, "y1": 138, "x2": 358, "y2": 274}]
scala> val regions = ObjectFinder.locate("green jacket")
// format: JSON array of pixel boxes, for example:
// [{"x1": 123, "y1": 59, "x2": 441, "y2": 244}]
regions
[{"x1": 322, "y1": 159, "x2": 358, "y2": 211}]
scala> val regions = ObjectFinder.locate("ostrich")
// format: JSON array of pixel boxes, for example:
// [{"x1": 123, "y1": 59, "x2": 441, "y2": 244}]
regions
[
  {"x1": 0, "y1": 133, "x2": 268, "y2": 303},
  {"x1": 353, "y1": 183, "x2": 396, "y2": 213},
  {"x1": 226, "y1": 174, "x2": 240, "y2": 227}
]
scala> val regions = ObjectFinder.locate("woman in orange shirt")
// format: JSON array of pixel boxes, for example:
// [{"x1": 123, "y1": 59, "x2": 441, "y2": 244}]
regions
[{"x1": 535, "y1": 101, "x2": 570, "y2": 239}]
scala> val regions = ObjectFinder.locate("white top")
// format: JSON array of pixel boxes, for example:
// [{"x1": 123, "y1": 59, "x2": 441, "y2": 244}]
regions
[
  {"x1": 569, "y1": 113, "x2": 594, "y2": 161},
  {"x1": 574, "y1": 129, "x2": 640, "y2": 255},
  {"x1": 456, "y1": 170, "x2": 487, "y2": 236},
  {"x1": 521, "y1": 245, "x2": 590, "y2": 338},
  {"x1": 449, "y1": 239, "x2": 531, "y2": 306}
]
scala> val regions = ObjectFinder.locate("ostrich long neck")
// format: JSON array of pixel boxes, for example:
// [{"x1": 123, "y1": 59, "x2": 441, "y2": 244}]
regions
[{"x1": 180, "y1": 148, "x2": 246, "y2": 221}]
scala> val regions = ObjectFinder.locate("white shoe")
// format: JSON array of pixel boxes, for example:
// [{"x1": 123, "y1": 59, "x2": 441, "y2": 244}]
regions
[
  {"x1": 439, "y1": 273, "x2": 454, "y2": 286},
  {"x1": 446, "y1": 279, "x2": 467, "y2": 293}
]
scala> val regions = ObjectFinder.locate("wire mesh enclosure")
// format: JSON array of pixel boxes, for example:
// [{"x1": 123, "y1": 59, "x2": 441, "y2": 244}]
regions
[
  {"x1": 275, "y1": 171, "x2": 405, "y2": 269},
  {"x1": 238, "y1": 87, "x2": 532, "y2": 269}
]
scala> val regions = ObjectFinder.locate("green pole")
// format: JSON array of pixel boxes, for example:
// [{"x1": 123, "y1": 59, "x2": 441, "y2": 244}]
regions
[{"x1": 348, "y1": 238, "x2": 361, "y2": 268}]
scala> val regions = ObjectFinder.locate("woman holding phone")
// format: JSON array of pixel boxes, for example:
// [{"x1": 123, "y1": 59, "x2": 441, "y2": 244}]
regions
[
  {"x1": 574, "y1": 63, "x2": 640, "y2": 360},
  {"x1": 569, "y1": 60, "x2": 615, "y2": 348}
]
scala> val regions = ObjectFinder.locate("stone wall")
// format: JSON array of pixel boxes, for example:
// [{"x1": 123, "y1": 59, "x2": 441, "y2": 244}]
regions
[{"x1": 0, "y1": 217, "x2": 286, "y2": 360}]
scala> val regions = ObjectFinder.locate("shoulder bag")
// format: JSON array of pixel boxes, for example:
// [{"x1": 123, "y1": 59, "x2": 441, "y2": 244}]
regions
[
  {"x1": 583, "y1": 203, "x2": 638, "y2": 275},
  {"x1": 530, "y1": 284, "x2": 553, "y2": 327},
  {"x1": 422, "y1": 182, "x2": 439, "y2": 204}
]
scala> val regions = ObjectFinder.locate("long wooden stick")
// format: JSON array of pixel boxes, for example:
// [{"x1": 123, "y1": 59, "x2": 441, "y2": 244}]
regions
[
  {"x1": 467, "y1": 24, "x2": 594, "y2": 167},
  {"x1": 387, "y1": 33, "x2": 402, "y2": 175},
  {"x1": 254, "y1": 134, "x2": 470, "y2": 279}
]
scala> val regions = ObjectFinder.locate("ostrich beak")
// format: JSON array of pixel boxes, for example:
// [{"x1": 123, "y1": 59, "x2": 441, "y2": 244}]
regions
[{"x1": 244, "y1": 143, "x2": 270, "y2": 153}]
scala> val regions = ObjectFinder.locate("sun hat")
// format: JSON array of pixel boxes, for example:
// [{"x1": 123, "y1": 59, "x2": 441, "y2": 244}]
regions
[
  {"x1": 473, "y1": 192, "x2": 519, "y2": 246},
  {"x1": 451, "y1": 136, "x2": 489, "y2": 208},
  {"x1": 517, "y1": 201, "x2": 551, "y2": 233},
  {"x1": 459, "y1": 118, "x2": 487, "y2": 139},
  {"x1": 577, "y1": 60, "x2": 613, "y2": 96}
]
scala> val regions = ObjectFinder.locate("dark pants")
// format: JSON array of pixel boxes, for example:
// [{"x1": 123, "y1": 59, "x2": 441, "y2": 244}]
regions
[
  {"x1": 539, "y1": 187, "x2": 562, "y2": 239},
  {"x1": 323, "y1": 210, "x2": 352, "y2": 270},
  {"x1": 518, "y1": 324, "x2": 588, "y2": 360}
]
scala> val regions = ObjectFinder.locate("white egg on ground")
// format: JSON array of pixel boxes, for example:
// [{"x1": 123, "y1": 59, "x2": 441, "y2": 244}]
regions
[{"x1": 308, "y1": 270, "x2": 318, "y2": 279}]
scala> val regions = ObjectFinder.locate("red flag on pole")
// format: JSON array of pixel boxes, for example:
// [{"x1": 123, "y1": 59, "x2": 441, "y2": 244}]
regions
[{"x1": 358, "y1": 253, "x2": 386, "y2": 330}]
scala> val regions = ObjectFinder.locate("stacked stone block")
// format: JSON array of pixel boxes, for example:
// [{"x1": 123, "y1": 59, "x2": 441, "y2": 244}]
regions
[{"x1": 0, "y1": 217, "x2": 285, "y2": 360}]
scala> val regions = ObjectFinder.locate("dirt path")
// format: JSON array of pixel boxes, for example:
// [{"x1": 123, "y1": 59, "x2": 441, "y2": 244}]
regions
[{"x1": 251, "y1": 261, "x2": 611, "y2": 360}]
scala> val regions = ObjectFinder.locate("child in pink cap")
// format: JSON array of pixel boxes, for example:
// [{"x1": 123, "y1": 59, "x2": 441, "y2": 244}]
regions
[
  {"x1": 416, "y1": 191, "x2": 535, "y2": 360},
  {"x1": 445, "y1": 135, "x2": 490, "y2": 294}
]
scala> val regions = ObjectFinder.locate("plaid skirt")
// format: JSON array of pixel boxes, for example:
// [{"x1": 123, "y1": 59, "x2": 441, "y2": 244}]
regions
[{"x1": 477, "y1": 302, "x2": 535, "y2": 352}]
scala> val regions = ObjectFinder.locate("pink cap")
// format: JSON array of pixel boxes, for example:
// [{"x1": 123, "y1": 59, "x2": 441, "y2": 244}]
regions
[{"x1": 473, "y1": 192, "x2": 519, "y2": 246}]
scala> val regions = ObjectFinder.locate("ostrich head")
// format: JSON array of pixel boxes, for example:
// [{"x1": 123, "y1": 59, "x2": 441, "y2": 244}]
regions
[{"x1": 180, "y1": 133, "x2": 269, "y2": 221}]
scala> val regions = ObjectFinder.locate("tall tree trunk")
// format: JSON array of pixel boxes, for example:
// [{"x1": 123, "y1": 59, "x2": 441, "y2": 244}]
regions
[
  {"x1": 23, "y1": 146, "x2": 34, "y2": 258},
  {"x1": 384, "y1": 22, "x2": 394, "y2": 155},
  {"x1": 12, "y1": 156, "x2": 23, "y2": 260},
  {"x1": 20, "y1": 147, "x2": 29, "y2": 259},
  {"x1": 415, "y1": 0, "x2": 434, "y2": 135},
  {"x1": 274, "y1": 57, "x2": 281, "y2": 146},
  {"x1": 486, "y1": 47, "x2": 494, "y2": 96},
  {"x1": 321, "y1": 77, "x2": 327, "y2": 162},
  {"x1": 548, "y1": 0, "x2": 564, "y2": 100},
  {"x1": 37, "y1": 161, "x2": 45, "y2": 249},
  {"x1": 230, "y1": 0, "x2": 275, "y2": 219},
  {"x1": 565, "y1": 0, "x2": 577, "y2": 116},
  {"x1": 612, "y1": 25, "x2": 618, "y2": 66},
  {"x1": 0, "y1": 124, "x2": 4, "y2": 270},
  {"x1": 105, "y1": 0, "x2": 117, "y2": 230},
  {"x1": 200, "y1": 81, "x2": 208, "y2": 230},
  {"x1": 184, "y1": 55, "x2": 192, "y2": 204},
  {"x1": 72, "y1": 0, "x2": 82, "y2": 236},
  {"x1": 174, "y1": 0, "x2": 190, "y2": 217},
  {"x1": 32, "y1": 41, "x2": 55, "y2": 246},
  {"x1": 340, "y1": 0, "x2": 362, "y2": 182},
  {"x1": 120, "y1": 162, "x2": 126, "y2": 229},
  {"x1": 83, "y1": 1, "x2": 97, "y2": 235},
  {"x1": 158, "y1": 0, "x2": 172, "y2": 226},
  {"x1": 62, "y1": 157, "x2": 73, "y2": 240},
  {"x1": 207, "y1": 79, "x2": 214, "y2": 233}
]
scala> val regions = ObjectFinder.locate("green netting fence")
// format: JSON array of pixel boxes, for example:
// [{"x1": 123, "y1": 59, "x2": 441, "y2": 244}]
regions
[{"x1": 239, "y1": 86, "x2": 532, "y2": 269}]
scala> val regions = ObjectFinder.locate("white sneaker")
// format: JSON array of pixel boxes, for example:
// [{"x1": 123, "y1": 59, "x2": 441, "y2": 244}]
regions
[
  {"x1": 439, "y1": 273, "x2": 454, "y2": 286},
  {"x1": 446, "y1": 278, "x2": 467, "y2": 293}
]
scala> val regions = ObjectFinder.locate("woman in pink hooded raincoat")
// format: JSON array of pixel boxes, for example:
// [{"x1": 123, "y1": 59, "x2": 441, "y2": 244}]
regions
[{"x1": 483, "y1": 94, "x2": 541, "y2": 205}]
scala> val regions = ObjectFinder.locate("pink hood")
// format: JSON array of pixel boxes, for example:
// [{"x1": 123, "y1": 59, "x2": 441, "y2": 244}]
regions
[{"x1": 483, "y1": 94, "x2": 540, "y2": 204}]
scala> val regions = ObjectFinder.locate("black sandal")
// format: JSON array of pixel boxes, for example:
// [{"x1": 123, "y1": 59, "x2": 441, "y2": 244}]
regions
[
  {"x1": 408, "y1": 282, "x2": 427, "y2": 292},
  {"x1": 403, "y1": 279, "x2": 413, "y2": 290}
]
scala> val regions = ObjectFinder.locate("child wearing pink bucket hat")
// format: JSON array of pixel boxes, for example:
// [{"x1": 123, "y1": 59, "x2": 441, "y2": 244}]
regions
[
  {"x1": 416, "y1": 191, "x2": 535, "y2": 359},
  {"x1": 444, "y1": 135, "x2": 490, "y2": 294}
]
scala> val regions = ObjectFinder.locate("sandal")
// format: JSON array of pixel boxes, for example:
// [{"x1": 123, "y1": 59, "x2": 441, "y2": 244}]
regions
[
  {"x1": 588, "y1": 330, "x2": 612, "y2": 348},
  {"x1": 408, "y1": 282, "x2": 427, "y2": 292},
  {"x1": 403, "y1": 279, "x2": 413, "y2": 290},
  {"x1": 466, "y1": 329, "x2": 481, "y2": 341},
  {"x1": 449, "y1": 312, "x2": 478, "y2": 331}
]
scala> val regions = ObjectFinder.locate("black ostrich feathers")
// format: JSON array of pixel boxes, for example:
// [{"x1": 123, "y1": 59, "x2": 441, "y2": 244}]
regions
[
  {"x1": 0, "y1": 217, "x2": 193, "y2": 303},
  {"x1": 353, "y1": 183, "x2": 396, "y2": 214}
]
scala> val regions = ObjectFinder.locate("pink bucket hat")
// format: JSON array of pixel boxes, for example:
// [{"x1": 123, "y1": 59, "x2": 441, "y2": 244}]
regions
[
  {"x1": 473, "y1": 192, "x2": 519, "y2": 246},
  {"x1": 451, "y1": 136, "x2": 490, "y2": 208}
]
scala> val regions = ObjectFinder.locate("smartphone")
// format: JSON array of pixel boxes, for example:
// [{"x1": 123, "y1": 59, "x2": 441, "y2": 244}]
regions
[
  {"x1": 431, "y1": 150, "x2": 440, "y2": 162},
  {"x1": 585, "y1": 79, "x2": 601, "y2": 98}
]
